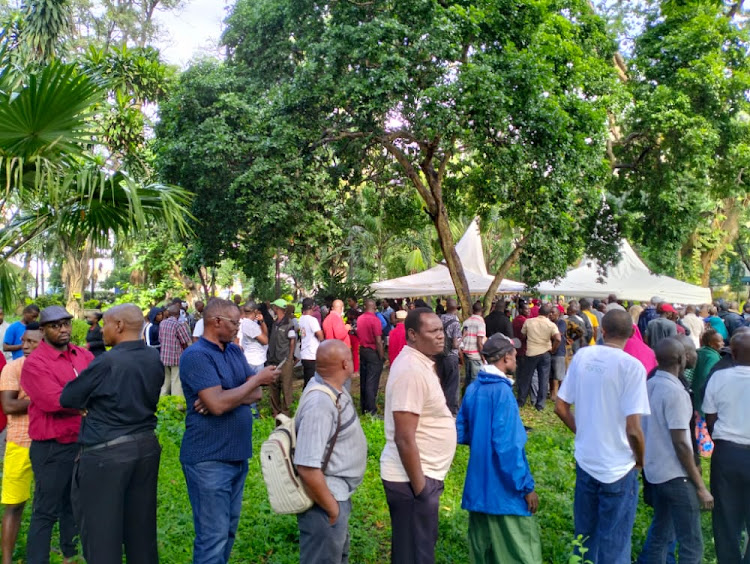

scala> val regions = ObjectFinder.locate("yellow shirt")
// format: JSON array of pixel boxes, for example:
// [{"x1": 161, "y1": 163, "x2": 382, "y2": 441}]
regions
[
  {"x1": 522, "y1": 317, "x2": 560, "y2": 357},
  {"x1": 582, "y1": 310, "x2": 599, "y2": 346}
]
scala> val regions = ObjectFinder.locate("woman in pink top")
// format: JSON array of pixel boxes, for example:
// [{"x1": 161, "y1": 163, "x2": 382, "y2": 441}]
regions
[{"x1": 623, "y1": 324, "x2": 657, "y2": 373}]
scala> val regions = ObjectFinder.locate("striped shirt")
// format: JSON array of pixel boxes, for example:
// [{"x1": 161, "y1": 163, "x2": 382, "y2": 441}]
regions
[{"x1": 159, "y1": 317, "x2": 191, "y2": 367}]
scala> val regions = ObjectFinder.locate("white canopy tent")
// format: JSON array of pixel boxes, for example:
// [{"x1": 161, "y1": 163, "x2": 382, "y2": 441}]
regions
[
  {"x1": 535, "y1": 240, "x2": 712, "y2": 304},
  {"x1": 370, "y1": 220, "x2": 525, "y2": 298}
]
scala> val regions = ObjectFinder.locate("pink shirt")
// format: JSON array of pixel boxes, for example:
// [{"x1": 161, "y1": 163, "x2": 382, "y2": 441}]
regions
[
  {"x1": 388, "y1": 324, "x2": 406, "y2": 365},
  {"x1": 357, "y1": 312, "x2": 382, "y2": 350}
]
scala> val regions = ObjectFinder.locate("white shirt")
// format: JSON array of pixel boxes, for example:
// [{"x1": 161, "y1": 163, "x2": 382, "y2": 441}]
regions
[
  {"x1": 606, "y1": 302, "x2": 626, "y2": 312},
  {"x1": 681, "y1": 313, "x2": 705, "y2": 349},
  {"x1": 558, "y1": 345, "x2": 650, "y2": 483},
  {"x1": 240, "y1": 318, "x2": 267, "y2": 367},
  {"x1": 192, "y1": 318, "x2": 204, "y2": 338},
  {"x1": 0, "y1": 321, "x2": 11, "y2": 361},
  {"x1": 703, "y1": 366, "x2": 750, "y2": 446},
  {"x1": 298, "y1": 314, "x2": 322, "y2": 361}
]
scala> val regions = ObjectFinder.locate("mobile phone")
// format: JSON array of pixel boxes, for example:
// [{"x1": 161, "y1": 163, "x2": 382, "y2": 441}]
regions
[{"x1": 275, "y1": 357, "x2": 287, "y2": 371}]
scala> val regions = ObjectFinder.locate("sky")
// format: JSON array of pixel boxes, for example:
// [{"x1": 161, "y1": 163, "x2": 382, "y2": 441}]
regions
[{"x1": 153, "y1": 0, "x2": 232, "y2": 68}]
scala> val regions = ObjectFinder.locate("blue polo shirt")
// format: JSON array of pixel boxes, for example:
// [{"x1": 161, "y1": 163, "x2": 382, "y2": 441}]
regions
[
  {"x1": 179, "y1": 337, "x2": 258, "y2": 465},
  {"x1": 3, "y1": 321, "x2": 27, "y2": 360}
]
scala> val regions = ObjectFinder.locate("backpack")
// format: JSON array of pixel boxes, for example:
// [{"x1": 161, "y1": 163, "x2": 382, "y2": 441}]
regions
[
  {"x1": 260, "y1": 384, "x2": 342, "y2": 515},
  {"x1": 437, "y1": 317, "x2": 459, "y2": 358}
]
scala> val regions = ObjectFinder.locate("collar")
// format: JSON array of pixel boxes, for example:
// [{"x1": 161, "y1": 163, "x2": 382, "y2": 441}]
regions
[
  {"x1": 110, "y1": 340, "x2": 146, "y2": 351},
  {"x1": 39, "y1": 339, "x2": 79, "y2": 359},
  {"x1": 405, "y1": 344, "x2": 436, "y2": 365},
  {"x1": 653, "y1": 369, "x2": 682, "y2": 384},
  {"x1": 482, "y1": 363, "x2": 515, "y2": 384},
  {"x1": 313, "y1": 373, "x2": 344, "y2": 397}
]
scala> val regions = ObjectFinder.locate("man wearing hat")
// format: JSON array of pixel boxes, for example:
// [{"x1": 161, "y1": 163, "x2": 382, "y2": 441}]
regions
[
  {"x1": 20, "y1": 306, "x2": 94, "y2": 563},
  {"x1": 645, "y1": 303, "x2": 678, "y2": 350},
  {"x1": 267, "y1": 298, "x2": 297, "y2": 417},
  {"x1": 388, "y1": 310, "x2": 408, "y2": 365},
  {"x1": 457, "y1": 333, "x2": 541, "y2": 562}
]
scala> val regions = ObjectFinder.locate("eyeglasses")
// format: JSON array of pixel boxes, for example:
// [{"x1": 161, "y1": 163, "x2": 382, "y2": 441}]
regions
[
  {"x1": 44, "y1": 319, "x2": 72, "y2": 330},
  {"x1": 215, "y1": 316, "x2": 240, "y2": 327}
]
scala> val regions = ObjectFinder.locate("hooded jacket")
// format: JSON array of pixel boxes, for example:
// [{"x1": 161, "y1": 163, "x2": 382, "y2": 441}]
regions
[
  {"x1": 144, "y1": 307, "x2": 162, "y2": 348},
  {"x1": 456, "y1": 365, "x2": 535, "y2": 516}
]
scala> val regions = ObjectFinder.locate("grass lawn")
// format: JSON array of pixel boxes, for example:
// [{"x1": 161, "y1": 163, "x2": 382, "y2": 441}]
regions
[{"x1": 2, "y1": 371, "x2": 718, "y2": 563}]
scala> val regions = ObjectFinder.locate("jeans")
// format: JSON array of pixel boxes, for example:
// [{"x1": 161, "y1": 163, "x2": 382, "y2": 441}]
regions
[
  {"x1": 359, "y1": 347, "x2": 383, "y2": 415},
  {"x1": 518, "y1": 353, "x2": 551, "y2": 409},
  {"x1": 298, "y1": 500, "x2": 352, "y2": 564},
  {"x1": 269, "y1": 358, "x2": 294, "y2": 417},
  {"x1": 27, "y1": 440, "x2": 79, "y2": 563},
  {"x1": 711, "y1": 440, "x2": 750, "y2": 564},
  {"x1": 72, "y1": 434, "x2": 161, "y2": 564},
  {"x1": 382, "y1": 477, "x2": 444, "y2": 564},
  {"x1": 574, "y1": 464, "x2": 639, "y2": 564},
  {"x1": 435, "y1": 354, "x2": 460, "y2": 415},
  {"x1": 637, "y1": 477, "x2": 702, "y2": 564},
  {"x1": 182, "y1": 459, "x2": 249, "y2": 564},
  {"x1": 463, "y1": 358, "x2": 484, "y2": 395}
]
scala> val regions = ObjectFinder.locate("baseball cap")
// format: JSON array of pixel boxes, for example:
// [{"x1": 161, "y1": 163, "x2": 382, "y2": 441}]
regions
[
  {"x1": 39, "y1": 306, "x2": 73, "y2": 325},
  {"x1": 481, "y1": 333, "x2": 521, "y2": 360},
  {"x1": 651, "y1": 296, "x2": 664, "y2": 304},
  {"x1": 271, "y1": 298, "x2": 287, "y2": 308}
]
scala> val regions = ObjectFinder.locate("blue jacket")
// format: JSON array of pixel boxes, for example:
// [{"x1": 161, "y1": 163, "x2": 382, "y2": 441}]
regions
[{"x1": 456, "y1": 366, "x2": 535, "y2": 516}]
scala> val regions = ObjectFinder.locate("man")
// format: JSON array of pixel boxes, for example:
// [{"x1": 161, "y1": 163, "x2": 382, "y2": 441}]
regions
[
  {"x1": 638, "y1": 297, "x2": 663, "y2": 337},
  {"x1": 681, "y1": 305, "x2": 705, "y2": 349},
  {"x1": 703, "y1": 331, "x2": 750, "y2": 564},
  {"x1": 239, "y1": 301, "x2": 268, "y2": 371},
  {"x1": 723, "y1": 301, "x2": 745, "y2": 338},
  {"x1": 0, "y1": 323, "x2": 42, "y2": 564},
  {"x1": 3, "y1": 305, "x2": 40, "y2": 360},
  {"x1": 566, "y1": 302, "x2": 589, "y2": 355},
  {"x1": 21, "y1": 306, "x2": 94, "y2": 564},
  {"x1": 299, "y1": 298, "x2": 324, "y2": 387},
  {"x1": 593, "y1": 300, "x2": 607, "y2": 325},
  {"x1": 457, "y1": 334, "x2": 541, "y2": 562},
  {"x1": 60, "y1": 304, "x2": 165, "y2": 564},
  {"x1": 550, "y1": 307, "x2": 568, "y2": 401},
  {"x1": 143, "y1": 306, "x2": 163, "y2": 348},
  {"x1": 435, "y1": 298, "x2": 445, "y2": 316},
  {"x1": 380, "y1": 308, "x2": 457, "y2": 564},
  {"x1": 158, "y1": 303, "x2": 192, "y2": 396},
  {"x1": 606, "y1": 294, "x2": 626, "y2": 312},
  {"x1": 579, "y1": 298, "x2": 599, "y2": 346},
  {"x1": 461, "y1": 302, "x2": 487, "y2": 393},
  {"x1": 323, "y1": 299, "x2": 352, "y2": 347},
  {"x1": 295, "y1": 340, "x2": 367, "y2": 564},
  {"x1": 485, "y1": 301, "x2": 514, "y2": 339},
  {"x1": 388, "y1": 310, "x2": 407, "y2": 365},
  {"x1": 555, "y1": 309, "x2": 650, "y2": 564},
  {"x1": 0, "y1": 307, "x2": 11, "y2": 362},
  {"x1": 512, "y1": 303, "x2": 530, "y2": 392},
  {"x1": 639, "y1": 338, "x2": 712, "y2": 563},
  {"x1": 179, "y1": 299, "x2": 278, "y2": 564},
  {"x1": 346, "y1": 297, "x2": 361, "y2": 373},
  {"x1": 357, "y1": 299, "x2": 384, "y2": 416},
  {"x1": 645, "y1": 303, "x2": 678, "y2": 350},
  {"x1": 267, "y1": 298, "x2": 297, "y2": 417},
  {"x1": 436, "y1": 298, "x2": 462, "y2": 415},
  {"x1": 519, "y1": 304, "x2": 561, "y2": 411}
]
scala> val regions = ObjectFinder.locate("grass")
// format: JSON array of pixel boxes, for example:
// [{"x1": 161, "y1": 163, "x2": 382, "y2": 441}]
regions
[{"x1": 1, "y1": 372, "x2": 719, "y2": 563}]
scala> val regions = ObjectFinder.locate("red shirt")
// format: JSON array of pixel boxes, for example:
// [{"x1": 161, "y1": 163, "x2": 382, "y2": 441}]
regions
[
  {"x1": 323, "y1": 313, "x2": 351, "y2": 347},
  {"x1": 512, "y1": 315, "x2": 528, "y2": 356},
  {"x1": 388, "y1": 323, "x2": 406, "y2": 365},
  {"x1": 357, "y1": 312, "x2": 382, "y2": 350},
  {"x1": 21, "y1": 340, "x2": 94, "y2": 443}
]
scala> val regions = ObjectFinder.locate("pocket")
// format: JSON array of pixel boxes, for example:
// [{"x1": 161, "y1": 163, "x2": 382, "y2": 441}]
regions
[{"x1": 415, "y1": 478, "x2": 433, "y2": 500}]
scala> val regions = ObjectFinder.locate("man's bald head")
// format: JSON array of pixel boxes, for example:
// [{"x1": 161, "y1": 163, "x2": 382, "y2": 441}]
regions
[
  {"x1": 167, "y1": 303, "x2": 181, "y2": 316},
  {"x1": 601, "y1": 310, "x2": 634, "y2": 341},
  {"x1": 731, "y1": 331, "x2": 750, "y2": 366},
  {"x1": 655, "y1": 338, "x2": 685, "y2": 372},
  {"x1": 364, "y1": 299, "x2": 376, "y2": 312},
  {"x1": 332, "y1": 299, "x2": 344, "y2": 313},
  {"x1": 675, "y1": 333, "x2": 697, "y2": 369},
  {"x1": 102, "y1": 303, "x2": 146, "y2": 346},
  {"x1": 316, "y1": 340, "x2": 353, "y2": 388},
  {"x1": 446, "y1": 298, "x2": 458, "y2": 313}
]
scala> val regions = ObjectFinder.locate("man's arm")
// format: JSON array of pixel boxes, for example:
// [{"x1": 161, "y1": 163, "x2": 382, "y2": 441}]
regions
[
  {"x1": 550, "y1": 332, "x2": 562, "y2": 354},
  {"x1": 198, "y1": 367, "x2": 278, "y2": 416},
  {"x1": 625, "y1": 414, "x2": 645, "y2": 469},
  {"x1": 288, "y1": 336, "x2": 297, "y2": 361},
  {"x1": 3, "y1": 343, "x2": 21, "y2": 353},
  {"x1": 0, "y1": 391, "x2": 29, "y2": 414},
  {"x1": 705, "y1": 412, "x2": 718, "y2": 436},
  {"x1": 177, "y1": 323, "x2": 192, "y2": 350},
  {"x1": 554, "y1": 398, "x2": 576, "y2": 433},
  {"x1": 60, "y1": 359, "x2": 106, "y2": 409},
  {"x1": 477, "y1": 335, "x2": 485, "y2": 353},
  {"x1": 375, "y1": 335, "x2": 384, "y2": 360},
  {"x1": 314, "y1": 329, "x2": 324, "y2": 342},
  {"x1": 297, "y1": 467, "x2": 340, "y2": 524},
  {"x1": 21, "y1": 359, "x2": 81, "y2": 415},
  {"x1": 256, "y1": 321, "x2": 269, "y2": 345},
  {"x1": 393, "y1": 411, "x2": 426, "y2": 495},
  {"x1": 670, "y1": 429, "x2": 713, "y2": 510}
]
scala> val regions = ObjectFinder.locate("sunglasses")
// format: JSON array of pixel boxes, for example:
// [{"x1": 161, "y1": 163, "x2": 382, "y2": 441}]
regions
[{"x1": 44, "y1": 319, "x2": 72, "y2": 330}]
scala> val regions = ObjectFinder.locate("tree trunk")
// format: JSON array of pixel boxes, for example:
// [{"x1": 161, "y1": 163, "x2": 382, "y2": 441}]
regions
[
  {"x1": 696, "y1": 196, "x2": 750, "y2": 287},
  {"x1": 60, "y1": 238, "x2": 91, "y2": 319},
  {"x1": 198, "y1": 266, "x2": 210, "y2": 300},
  {"x1": 275, "y1": 251, "x2": 282, "y2": 299},
  {"x1": 430, "y1": 204, "x2": 472, "y2": 320},
  {"x1": 482, "y1": 236, "x2": 527, "y2": 316}
]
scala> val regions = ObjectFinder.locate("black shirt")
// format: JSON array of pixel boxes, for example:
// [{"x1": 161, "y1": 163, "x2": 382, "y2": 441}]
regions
[
  {"x1": 85, "y1": 324, "x2": 106, "y2": 357},
  {"x1": 60, "y1": 340, "x2": 164, "y2": 445},
  {"x1": 485, "y1": 311, "x2": 514, "y2": 339}
]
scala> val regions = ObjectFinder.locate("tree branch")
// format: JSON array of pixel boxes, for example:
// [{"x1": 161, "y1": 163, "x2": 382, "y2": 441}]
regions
[
  {"x1": 727, "y1": 1, "x2": 744, "y2": 19},
  {"x1": 378, "y1": 137, "x2": 436, "y2": 212},
  {"x1": 482, "y1": 234, "x2": 528, "y2": 315}
]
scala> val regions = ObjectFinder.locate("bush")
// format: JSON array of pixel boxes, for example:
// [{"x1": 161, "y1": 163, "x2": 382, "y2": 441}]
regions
[
  {"x1": 70, "y1": 319, "x2": 90, "y2": 346},
  {"x1": 26, "y1": 294, "x2": 65, "y2": 309}
]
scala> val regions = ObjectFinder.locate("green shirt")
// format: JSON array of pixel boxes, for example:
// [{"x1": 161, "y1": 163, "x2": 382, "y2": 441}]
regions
[{"x1": 692, "y1": 346, "x2": 721, "y2": 415}]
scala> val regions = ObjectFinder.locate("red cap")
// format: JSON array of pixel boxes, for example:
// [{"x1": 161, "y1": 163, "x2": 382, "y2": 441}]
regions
[{"x1": 660, "y1": 303, "x2": 676, "y2": 313}]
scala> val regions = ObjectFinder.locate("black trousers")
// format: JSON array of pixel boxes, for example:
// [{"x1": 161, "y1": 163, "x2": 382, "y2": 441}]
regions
[
  {"x1": 517, "y1": 353, "x2": 550, "y2": 409},
  {"x1": 382, "y1": 477, "x2": 444, "y2": 564},
  {"x1": 435, "y1": 354, "x2": 460, "y2": 415},
  {"x1": 359, "y1": 347, "x2": 383, "y2": 415},
  {"x1": 72, "y1": 433, "x2": 161, "y2": 564},
  {"x1": 302, "y1": 359, "x2": 316, "y2": 387},
  {"x1": 27, "y1": 440, "x2": 79, "y2": 563},
  {"x1": 711, "y1": 439, "x2": 750, "y2": 564}
]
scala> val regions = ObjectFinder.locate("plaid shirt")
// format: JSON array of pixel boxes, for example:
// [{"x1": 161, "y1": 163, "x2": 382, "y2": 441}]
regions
[
  {"x1": 0, "y1": 357, "x2": 30, "y2": 448},
  {"x1": 159, "y1": 317, "x2": 191, "y2": 366}
]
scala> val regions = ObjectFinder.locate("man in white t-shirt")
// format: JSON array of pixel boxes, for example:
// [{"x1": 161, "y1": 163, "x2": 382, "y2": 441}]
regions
[
  {"x1": 703, "y1": 331, "x2": 750, "y2": 563},
  {"x1": 380, "y1": 307, "x2": 457, "y2": 564},
  {"x1": 191, "y1": 317, "x2": 204, "y2": 343},
  {"x1": 299, "y1": 298, "x2": 324, "y2": 386},
  {"x1": 555, "y1": 309, "x2": 650, "y2": 564},
  {"x1": 239, "y1": 302, "x2": 268, "y2": 371}
]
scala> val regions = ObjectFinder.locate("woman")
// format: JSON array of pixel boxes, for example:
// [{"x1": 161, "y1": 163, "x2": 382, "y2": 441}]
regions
[
  {"x1": 690, "y1": 328, "x2": 724, "y2": 457},
  {"x1": 623, "y1": 324, "x2": 657, "y2": 374},
  {"x1": 628, "y1": 304, "x2": 643, "y2": 326},
  {"x1": 86, "y1": 311, "x2": 106, "y2": 357},
  {"x1": 705, "y1": 306, "x2": 729, "y2": 341}
]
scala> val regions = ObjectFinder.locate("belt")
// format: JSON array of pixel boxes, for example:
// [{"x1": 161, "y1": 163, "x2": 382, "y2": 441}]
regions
[
  {"x1": 714, "y1": 439, "x2": 750, "y2": 450},
  {"x1": 80, "y1": 431, "x2": 155, "y2": 453}
]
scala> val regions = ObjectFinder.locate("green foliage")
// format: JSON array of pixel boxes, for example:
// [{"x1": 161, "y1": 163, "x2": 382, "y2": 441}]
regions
[
  {"x1": 26, "y1": 293, "x2": 64, "y2": 309},
  {"x1": 70, "y1": 318, "x2": 88, "y2": 345}
]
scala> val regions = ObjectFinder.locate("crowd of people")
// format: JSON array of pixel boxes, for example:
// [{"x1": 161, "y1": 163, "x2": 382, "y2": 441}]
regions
[{"x1": 0, "y1": 291, "x2": 747, "y2": 563}]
